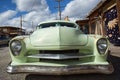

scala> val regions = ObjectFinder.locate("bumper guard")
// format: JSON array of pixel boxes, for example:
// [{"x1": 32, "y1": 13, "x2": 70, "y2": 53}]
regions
[{"x1": 7, "y1": 64, "x2": 114, "y2": 75}]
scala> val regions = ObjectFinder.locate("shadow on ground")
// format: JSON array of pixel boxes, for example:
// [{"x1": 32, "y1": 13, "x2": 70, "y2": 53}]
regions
[
  {"x1": 25, "y1": 74, "x2": 115, "y2": 80},
  {"x1": 107, "y1": 55, "x2": 120, "y2": 80}
]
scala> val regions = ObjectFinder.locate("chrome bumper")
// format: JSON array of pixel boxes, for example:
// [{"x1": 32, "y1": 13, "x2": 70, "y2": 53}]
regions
[{"x1": 7, "y1": 64, "x2": 114, "y2": 75}]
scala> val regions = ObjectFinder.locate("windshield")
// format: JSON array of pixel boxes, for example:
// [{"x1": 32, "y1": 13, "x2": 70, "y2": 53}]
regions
[{"x1": 38, "y1": 22, "x2": 76, "y2": 28}]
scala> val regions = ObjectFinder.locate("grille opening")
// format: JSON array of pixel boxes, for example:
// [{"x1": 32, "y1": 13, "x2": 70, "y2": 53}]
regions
[
  {"x1": 39, "y1": 58, "x2": 79, "y2": 61},
  {"x1": 39, "y1": 50, "x2": 79, "y2": 54}
]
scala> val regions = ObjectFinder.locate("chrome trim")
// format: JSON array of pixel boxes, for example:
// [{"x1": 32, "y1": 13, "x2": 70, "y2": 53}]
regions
[
  {"x1": 7, "y1": 64, "x2": 114, "y2": 75},
  {"x1": 27, "y1": 54, "x2": 93, "y2": 60}
]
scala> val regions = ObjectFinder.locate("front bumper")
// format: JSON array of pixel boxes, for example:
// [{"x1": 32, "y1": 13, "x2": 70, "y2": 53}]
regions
[{"x1": 7, "y1": 64, "x2": 114, "y2": 75}]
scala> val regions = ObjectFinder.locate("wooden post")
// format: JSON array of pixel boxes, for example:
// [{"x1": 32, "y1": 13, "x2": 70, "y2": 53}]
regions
[
  {"x1": 101, "y1": 14, "x2": 105, "y2": 36},
  {"x1": 95, "y1": 21, "x2": 98, "y2": 35},
  {"x1": 89, "y1": 20, "x2": 91, "y2": 34},
  {"x1": 116, "y1": 0, "x2": 120, "y2": 33}
]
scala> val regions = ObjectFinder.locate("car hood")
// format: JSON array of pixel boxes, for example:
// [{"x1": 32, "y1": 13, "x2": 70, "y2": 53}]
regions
[{"x1": 30, "y1": 27, "x2": 88, "y2": 47}]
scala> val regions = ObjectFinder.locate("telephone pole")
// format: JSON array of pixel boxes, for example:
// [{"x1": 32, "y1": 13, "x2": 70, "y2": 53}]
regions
[
  {"x1": 55, "y1": 0, "x2": 64, "y2": 20},
  {"x1": 31, "y1": 21, "x2": 34, "y2": 31},
  {"x1": 20, "y1": 16, "x2": 22, "y2": 35}
]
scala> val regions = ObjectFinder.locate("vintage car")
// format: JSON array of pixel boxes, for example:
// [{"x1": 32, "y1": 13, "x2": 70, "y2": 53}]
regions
[{"x1": 7, "y1": 20, "x2": 113, "y2": 75}]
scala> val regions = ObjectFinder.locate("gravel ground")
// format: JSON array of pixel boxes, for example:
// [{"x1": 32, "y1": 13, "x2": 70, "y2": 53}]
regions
[
  {"x1": 0, "y1": 46, "x2": 27, "y2": 80},
  {"x1": 0, "y1": 45, "x2": 120, "y2": 80}
]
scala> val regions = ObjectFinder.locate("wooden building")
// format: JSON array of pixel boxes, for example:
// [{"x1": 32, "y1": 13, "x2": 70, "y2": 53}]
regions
[
  {"x1": 0, "y1": 26, "x2": 25, "y2": 38},
  {"x1": 76, "y1": 0, "x2": 120, "y2": 45}
]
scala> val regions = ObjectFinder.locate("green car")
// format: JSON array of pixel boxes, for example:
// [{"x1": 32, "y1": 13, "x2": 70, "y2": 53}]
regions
[{"x1": 7, "y1": 20, "x2": 113, "y2": 75}]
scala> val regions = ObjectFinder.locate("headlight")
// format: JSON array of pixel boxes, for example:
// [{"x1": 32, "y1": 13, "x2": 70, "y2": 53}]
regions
[
  {"x1": 97, "y1": 38, "x2": 108, "y2": 54},
  {"x1": 10, "y1": 40, "x2": 22, "y2": 56}
]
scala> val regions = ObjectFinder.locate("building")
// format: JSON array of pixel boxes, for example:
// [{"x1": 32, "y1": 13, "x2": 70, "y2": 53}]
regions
[
  {"x1": 0, "y1": 26, "x2": 25, "y2": 38},
  {"x1": 76, "y1": 0, "x2": 120, "y2": 45}
]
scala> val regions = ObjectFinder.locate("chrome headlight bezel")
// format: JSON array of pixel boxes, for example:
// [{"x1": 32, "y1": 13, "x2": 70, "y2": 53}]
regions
[
  {"x1": 10, "y1": 40, "x2": 22, "y2": 56},
  {"x1": 97, "y1": 38, "x2": 108, "y2": 55}
]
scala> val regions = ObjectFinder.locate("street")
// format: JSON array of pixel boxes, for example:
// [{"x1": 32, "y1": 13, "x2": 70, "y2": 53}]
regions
[
  {"x1": 0, "y1": 45, "x2": 119, "y2": 80},
  {"x1": 0, "y1": 46, "x2": 27, "y2": 80}
]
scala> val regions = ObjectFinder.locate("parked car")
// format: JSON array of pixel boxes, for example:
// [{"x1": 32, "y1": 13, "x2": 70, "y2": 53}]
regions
[
  {"x1": 7, "y1": 20, "x2": 113, "y2": 75},
  {"x1": 0, "y1": 35, "x2": 9, "y2": 45}
]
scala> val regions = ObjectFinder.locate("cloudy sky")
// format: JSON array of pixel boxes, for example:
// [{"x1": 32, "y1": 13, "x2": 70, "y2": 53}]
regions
[{"x1": 0, "y1": 0, "x2": 101, "y2": 31}]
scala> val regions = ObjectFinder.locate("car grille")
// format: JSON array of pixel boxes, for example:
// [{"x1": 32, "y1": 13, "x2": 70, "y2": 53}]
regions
[{"x1": 27, "y1": 50, "x2": 93, "y2": 61}]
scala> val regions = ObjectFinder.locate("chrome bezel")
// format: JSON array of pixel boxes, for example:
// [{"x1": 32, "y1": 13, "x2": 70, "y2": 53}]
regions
[
  {"x1": 97, "y1": 38, "x2": 108, "y2": 55},
  {"x1": 10, "y1": 40, "x2": 22, "y2": 56}
]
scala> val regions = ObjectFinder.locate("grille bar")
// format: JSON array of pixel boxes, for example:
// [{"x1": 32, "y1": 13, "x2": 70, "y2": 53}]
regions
[{"x1": 27, "y1": 54, "x2": 93, "y2": 60}]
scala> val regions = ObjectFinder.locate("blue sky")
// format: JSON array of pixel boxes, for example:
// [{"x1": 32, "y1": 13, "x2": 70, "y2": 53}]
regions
[
  {"x1": 0, "y1": 0, "x2": 71, "y2": 17},
  {"x1": 0, "y1": 0, "x2": 15, "y2": 12},
  {"x1": 0, "y1": 0, "x2": 101, "y2": 31},
  {"x1": 46, "y1": 0, "x2": 71, "y2": 13}
]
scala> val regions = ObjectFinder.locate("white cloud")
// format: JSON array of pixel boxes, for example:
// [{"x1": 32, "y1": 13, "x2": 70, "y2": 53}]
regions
[
  {"x1": 21, "y1": 10, "x2": 56, "y2": 31},
  {"x1": 5, "y1": 17, "x2": 20, "y2": 27},
  {"x1": 62, "y1": 0, "x2": 101, "y2": 20},
  {"x1": 0, "y1": 10, "x2": 17, "y2": 25},
  {"x1": 12, "y1": 0, "x2": 48, "y2": 12}
]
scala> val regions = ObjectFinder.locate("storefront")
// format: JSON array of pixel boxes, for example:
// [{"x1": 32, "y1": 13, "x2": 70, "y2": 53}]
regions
[{"x1": 76, "y1": 0, "x2": 120, "y2": 45}]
